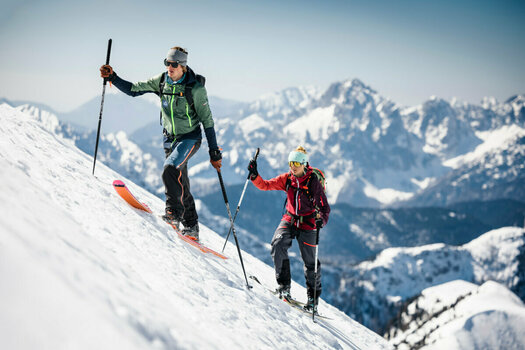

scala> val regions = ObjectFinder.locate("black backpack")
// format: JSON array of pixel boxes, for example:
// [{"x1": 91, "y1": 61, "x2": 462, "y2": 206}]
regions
[{"x1": 157, "y1": 72, "x2": 206, "y2": 126}]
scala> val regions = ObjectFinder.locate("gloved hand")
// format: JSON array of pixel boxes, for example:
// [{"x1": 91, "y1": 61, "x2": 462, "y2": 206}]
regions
[
  {"x1": 100, "y1": 65, "x2": 115, "y2": 81},
  {"x1": 209, "y1": 149, "x2": 222, "y2": 171},
  {"x1": 315, "y1": 217, "x2": 323, "y2": 229},
  {"x1": 247, "y1": 159, "x2": 258, "y2": 180}
]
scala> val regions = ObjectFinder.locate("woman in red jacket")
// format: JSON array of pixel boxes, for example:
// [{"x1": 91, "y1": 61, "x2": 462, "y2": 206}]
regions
[{"x1": 247, "y1": 146, "x2": 330, "y2": 312}]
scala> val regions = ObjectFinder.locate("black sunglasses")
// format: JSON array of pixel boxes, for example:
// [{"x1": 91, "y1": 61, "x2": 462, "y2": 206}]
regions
[{"x1": 164, "y1": 59, "x2": 180, "y2": 68}]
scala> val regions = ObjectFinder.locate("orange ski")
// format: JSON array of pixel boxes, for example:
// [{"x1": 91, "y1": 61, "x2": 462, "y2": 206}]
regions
[{"x1": 112, "y1": 180, "x2": 227, "y2": 260}]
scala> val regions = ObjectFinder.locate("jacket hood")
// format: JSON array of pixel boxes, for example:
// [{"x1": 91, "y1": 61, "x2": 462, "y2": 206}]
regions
[{"x1": 182, "y1": 66, "x2": 197, "y2": 85}]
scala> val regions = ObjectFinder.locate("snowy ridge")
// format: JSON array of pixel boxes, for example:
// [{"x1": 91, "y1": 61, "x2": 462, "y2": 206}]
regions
[
  {"x1": 11, "y1": 103, "x2": 165, "y2": 197},
  {"x1": 0, "y1": 103, "x2": 389, "y2": 349},
  {"x1": 386, "y1": 280, "x2": 525, "y2": 350},
  {"x1": 358, "y1": 227, "x2": 523, "y2": 299},
  {"x1": 330, "y1": 227, "x2": 524, "y2": 332}
]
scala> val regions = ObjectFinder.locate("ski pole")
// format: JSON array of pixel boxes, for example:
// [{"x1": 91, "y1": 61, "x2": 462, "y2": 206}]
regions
[
  {"x1": 221, "y1": 148, "x2": 260, "y2": 252},
  {"x1": 216, "y1": 169, "x2": 252, "y2": 289},
  {"x1": 92, "y1": 38, "x2": 112, "y2": 175},
  {"x1": 312, "y1": 218, "x2": 321, "y2": 322}
]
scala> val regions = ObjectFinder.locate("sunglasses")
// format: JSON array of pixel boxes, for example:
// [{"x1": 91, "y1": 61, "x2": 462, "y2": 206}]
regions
[
  {"x1": 164, "y1": 59, "x2": 180, "y2": 68},
  {"x1": 289, "y1": 161, "x2": 303, "y2": 167}
]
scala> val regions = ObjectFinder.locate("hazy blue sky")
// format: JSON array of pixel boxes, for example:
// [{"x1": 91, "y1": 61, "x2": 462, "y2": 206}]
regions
[{"x1": 0, "y1": 0, "x2": 524, "y2": 112}]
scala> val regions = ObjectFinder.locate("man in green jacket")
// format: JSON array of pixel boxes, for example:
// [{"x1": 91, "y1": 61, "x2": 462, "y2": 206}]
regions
[{"x1": 100, "y1": 46, "x2": 221, "y2": 241}]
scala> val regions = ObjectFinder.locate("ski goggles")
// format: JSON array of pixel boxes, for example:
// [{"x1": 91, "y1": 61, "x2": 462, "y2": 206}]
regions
[
  {"x1": 164, "y1": 59, "x2": 180, "y2": 68},
  {"x1": 289, "y1": 161, "x2": 304, "y2": 167}
]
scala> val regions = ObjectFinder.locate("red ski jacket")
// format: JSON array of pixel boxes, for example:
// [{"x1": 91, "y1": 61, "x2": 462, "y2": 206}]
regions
[{"x1": 252, "y1": 167, "x2": 330, "y2": 230}]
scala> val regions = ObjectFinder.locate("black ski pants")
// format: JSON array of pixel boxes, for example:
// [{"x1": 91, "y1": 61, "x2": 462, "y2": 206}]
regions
[
  {"x1": 162, "y1": 138, "x2": 201, "y2": 227},
  {"x1": 271, "y1": 220, "x2": 322, "y2": 298}
]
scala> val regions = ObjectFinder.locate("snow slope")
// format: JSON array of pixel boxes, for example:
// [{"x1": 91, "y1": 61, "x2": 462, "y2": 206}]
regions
[{"x1": 0, "y1": 103, "x2": 389, "y2": 349}]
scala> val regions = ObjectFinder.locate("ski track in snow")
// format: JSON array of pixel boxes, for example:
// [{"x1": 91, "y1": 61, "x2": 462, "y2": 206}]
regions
[{"x1": 0, "y1": 104, "x2": 391, "y2": 349}]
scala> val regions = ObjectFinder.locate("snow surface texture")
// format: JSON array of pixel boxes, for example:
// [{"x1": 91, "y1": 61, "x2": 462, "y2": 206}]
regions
[
  {"x1": 387, "y1": 280, "x2": 525, "y2": 350},
  {"x1": 0, "y1": 103, "x2": 390, "y2": 349}
]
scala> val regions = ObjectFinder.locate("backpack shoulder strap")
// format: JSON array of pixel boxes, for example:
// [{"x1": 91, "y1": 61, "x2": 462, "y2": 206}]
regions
[
  {"x1": 184, "y1": 82, "x2": 195, "y2": 111},
  {"x1": 282, "y1": 174, "x2": 292, "y2": 215},
  {"x1": 185, "y1": 74, "x2": 205, "y2": 114},
  {"x1": 158, "y1": 73, "x2": 166, "y2": 97},
  {"x1": 304, "y1": 174, "x2": 315, "y2": 202},
  {"x1": 158, "y1": 73, "x2": 166, "y2": 126}
]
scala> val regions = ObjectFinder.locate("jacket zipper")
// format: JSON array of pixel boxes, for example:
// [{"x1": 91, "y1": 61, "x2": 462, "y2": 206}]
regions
[
  {"x1": 185, "y1": 103, "x2": 192, "y2": 127},
  {"x1": 170, "y1": 86, "x2": 177, "y2": 136}
]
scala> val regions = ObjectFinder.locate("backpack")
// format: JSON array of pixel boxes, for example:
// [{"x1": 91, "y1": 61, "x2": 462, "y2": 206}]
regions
[
  {"x1": 157, "y1": 72, "x2": 206, "y2": 126},
  {"x1": 284, "y1": 167, "x2": 327, "y2": 212}
]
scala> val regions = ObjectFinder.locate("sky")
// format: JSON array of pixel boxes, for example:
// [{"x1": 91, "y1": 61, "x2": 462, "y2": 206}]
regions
[{"x1": 0, "y1": 0, "x2": 524, "y2": 112}]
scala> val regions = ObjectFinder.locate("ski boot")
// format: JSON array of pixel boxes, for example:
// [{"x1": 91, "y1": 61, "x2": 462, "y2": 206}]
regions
[
  {"x1": 304, "y1": 296, "x2": 319, "y2": 314},
  {"x1": 277, "y1": 284, "x2": 292, "y2": 302},
  {"x1": 162, "y1": 208, "x2": 181, "y2": 230},
  {"x1": 182, "y1": 223, "x2": 199, "y2": 241}
]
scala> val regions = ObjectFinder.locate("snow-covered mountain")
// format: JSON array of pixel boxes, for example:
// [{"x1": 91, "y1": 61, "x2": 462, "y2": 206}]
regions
[
  {"x1": 108, "y1": 79, "x2": 525, "y2": 209},
  {"x1": 24, "y1": 76, "x2": 519, "y2": 210},
  {"x1": 385, "y1": 280, "x2": 525, "y2": 350},
  {"x1": 329, "y1": 227, "x2": 525, "y2": 333},
  {"x1": 11, "y1": 104, "x2": 165, "y2": 197},
  {"x1": 59, "y1": 91, "x2": 159, "y2": 134},
  {"x1": 402, "y1": 124, "x2": 525, "y2": 207},
  {"x1": 0, "y1": 103, "x2": 389, "y2": 349},
  {"x1": 11, "y1": 77, "x2": 523, "y2": 209}
]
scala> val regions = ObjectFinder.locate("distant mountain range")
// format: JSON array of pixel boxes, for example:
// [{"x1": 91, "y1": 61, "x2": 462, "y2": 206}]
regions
[
  {"x1": 75, "y1": 79, "x2": 524, "y2": 210},
  {"x1": 10, "y1": 78, "x2": 523, "y2": 210}
]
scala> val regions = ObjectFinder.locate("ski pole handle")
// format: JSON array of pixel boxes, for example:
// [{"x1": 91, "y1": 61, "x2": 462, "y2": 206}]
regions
[{"x1": 103, "y1": 39, "x2": 112, "y2": 86}]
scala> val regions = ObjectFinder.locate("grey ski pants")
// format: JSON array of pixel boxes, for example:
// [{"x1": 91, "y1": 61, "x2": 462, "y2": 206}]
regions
[{"x1": 271, "y1": 220, "x2": 322, "y2": 297}]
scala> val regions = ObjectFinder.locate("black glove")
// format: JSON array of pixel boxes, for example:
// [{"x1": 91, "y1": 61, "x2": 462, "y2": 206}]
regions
[
  {"x1": 247, "y1": 159, "x2": 258, "y2": 180},
  {"x1": 100, "y1": 65, "x2": 116, "y2": 81},
  {"x1": 315, "y1": 217, "x2": 323, "y2": 229},
  {"x1": 209, "y1": 149, "x2": 222, "y2": 171},
  {"x1": 209, "y1": 149, "x2": 222, "y2": 161}
]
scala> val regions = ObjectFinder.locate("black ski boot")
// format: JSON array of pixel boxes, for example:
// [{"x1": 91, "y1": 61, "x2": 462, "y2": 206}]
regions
[
  {"x1": 182, "y1": 223, "x2": 199, "y2": 241},
  {"x1": 277, "y1": 284, "x2": 292, "y2": 302},
  {"x1": 304, "y1": 296, "x2": 319, "y2": 314},
  {"x1": 162, "y1": 208, "x2": 181, "y2": 230}
]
